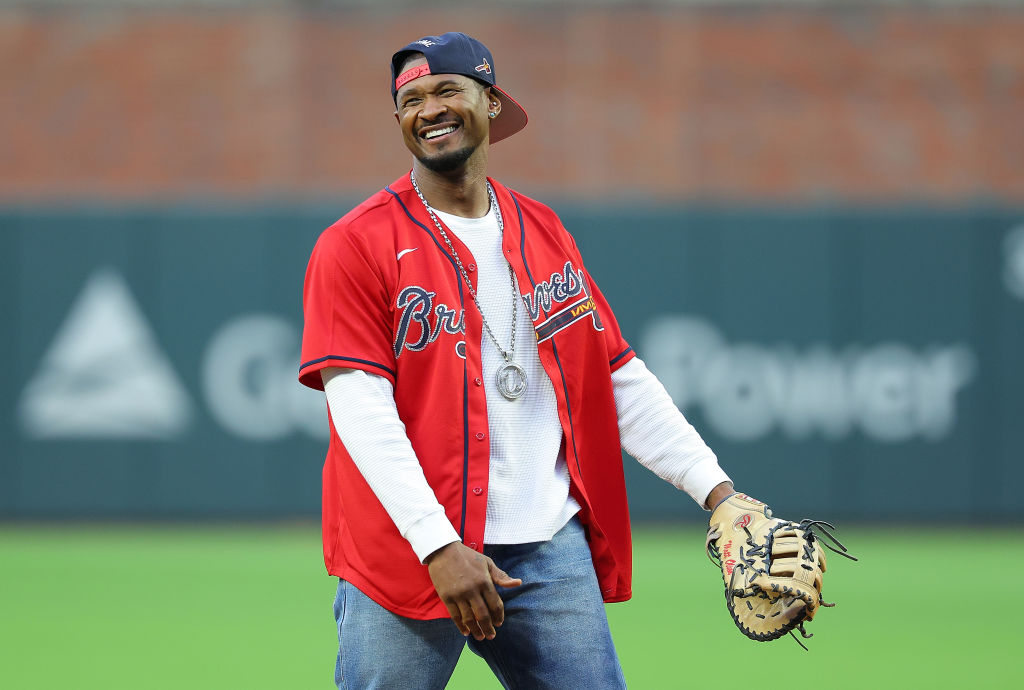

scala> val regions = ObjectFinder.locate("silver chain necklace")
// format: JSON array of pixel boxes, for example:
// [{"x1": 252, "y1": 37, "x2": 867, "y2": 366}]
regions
[{"x1": 410, "y1": 173, "x2": 528, "y2": 401}]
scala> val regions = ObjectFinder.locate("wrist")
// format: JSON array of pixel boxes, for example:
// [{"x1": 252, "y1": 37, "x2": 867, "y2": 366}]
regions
[
  {"x1": 704, "y1": 481, "x2": 735, "y2": 511},
  {"x1": 405, "y1": 510, "x2": 461, "y2": 563},
  {"x1": 423, "y1": 539, "x2": 461, "y2": 566}
]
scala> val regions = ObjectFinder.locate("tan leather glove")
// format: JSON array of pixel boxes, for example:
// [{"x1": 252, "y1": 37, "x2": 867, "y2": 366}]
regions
[{"x1": 706, "y1": 493, "x2": 855, "y2": 646}]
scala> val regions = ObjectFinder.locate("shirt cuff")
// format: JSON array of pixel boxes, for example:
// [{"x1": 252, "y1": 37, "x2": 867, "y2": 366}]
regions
[
  {"x1": 687, "y1": 465, "x2": 734, "y2": 511},
  {"x1": 404, "y1": 509, "x2": 461, "y2": 563}
]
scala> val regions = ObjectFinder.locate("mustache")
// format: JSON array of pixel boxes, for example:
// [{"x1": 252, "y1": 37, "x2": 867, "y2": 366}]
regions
[{"x1": 418, "y1": 116, "x2": 462, "y2": 133}]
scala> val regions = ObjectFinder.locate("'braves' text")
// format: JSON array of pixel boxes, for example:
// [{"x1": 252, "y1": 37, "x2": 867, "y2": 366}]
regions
[
  {"x1": 393, "y1": 286, "x2": 465, "y2": 358},
  {"x1": 522, "y1": 261, "x2": 586, "y2": 321}
]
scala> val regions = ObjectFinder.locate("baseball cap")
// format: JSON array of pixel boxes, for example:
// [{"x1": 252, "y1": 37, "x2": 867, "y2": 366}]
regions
[{"x1": 391, "y1": 32, "x2": 528, "y2": 144}]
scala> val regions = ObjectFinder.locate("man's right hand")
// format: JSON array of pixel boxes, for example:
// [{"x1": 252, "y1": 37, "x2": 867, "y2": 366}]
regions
[{"x1": 424, "y1": 541, "x2": 522, "y2": 641}]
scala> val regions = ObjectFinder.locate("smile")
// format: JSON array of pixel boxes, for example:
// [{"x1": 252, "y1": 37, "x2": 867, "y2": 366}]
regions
[{"x1": 422, "y1": 125, "x2": 458, "y2": 140}]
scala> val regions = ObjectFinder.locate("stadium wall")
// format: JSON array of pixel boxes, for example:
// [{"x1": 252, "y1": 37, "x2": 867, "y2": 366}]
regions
[
  {"x1": 2, "y1": 4, "x2": 1022, "y2": 204},
  {"x1": 3, "y1": 205, "x2": 1023, "y2": 521}
]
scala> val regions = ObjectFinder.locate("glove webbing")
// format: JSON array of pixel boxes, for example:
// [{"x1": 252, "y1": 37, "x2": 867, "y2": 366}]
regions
[{"x1": 796, "y1": 519, "x2": 858, "y2": 563}]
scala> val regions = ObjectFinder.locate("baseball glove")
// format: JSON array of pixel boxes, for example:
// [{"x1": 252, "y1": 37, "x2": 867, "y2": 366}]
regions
[{"x1": 705, "y1": 493, "x2": 855, "y2": 648}]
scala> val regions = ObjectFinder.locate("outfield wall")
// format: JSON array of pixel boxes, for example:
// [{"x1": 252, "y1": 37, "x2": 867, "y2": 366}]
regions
[
  {"x1": 2, "y1": 205, "x2": 1023, "y2": 521},
  {"x1": 4, "y1": 5, "x2": 1023, "y2": 204}
]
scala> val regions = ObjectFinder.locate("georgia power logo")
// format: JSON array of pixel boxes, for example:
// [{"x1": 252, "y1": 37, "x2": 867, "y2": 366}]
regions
[
  {"x1": 641, "y1": 314, "x2": 977, "y2": 442},
  {"x1": 18, "y1": 268, "x2": 193, "y2": 439},
  {"x1": 17, "y1": 267, "x2": 327, "y2": 442}
]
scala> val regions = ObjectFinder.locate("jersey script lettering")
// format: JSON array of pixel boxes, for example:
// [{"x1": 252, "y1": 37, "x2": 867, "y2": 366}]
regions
[
  {"x1": 393, "y1": 285, "x2": 466, "y2": 358},
  {"x1": 521, "y1": 261, "x2": 586, "y2": 321}
]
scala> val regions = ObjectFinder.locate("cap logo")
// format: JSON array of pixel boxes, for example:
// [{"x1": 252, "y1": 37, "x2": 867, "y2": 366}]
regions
[
  {"x1": 414, "y1": 39, "x2": 436, "y2": 47},
  {"x1": 475, "y1": 58, "x2": 492, "y2": 75},
  {"x1": 395, "y1": 63, "x2": 432, "y2": 91}
]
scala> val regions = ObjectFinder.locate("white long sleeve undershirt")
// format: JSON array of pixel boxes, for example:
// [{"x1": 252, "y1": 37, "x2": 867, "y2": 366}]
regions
[
  {"x1": 323, "y1": 356, "x2": 729, "y2": 563},
  {"x1": 611, "y1": 357, "x2": 731, "y2": 499},
  {"x1": 323, "y1": 368, "x2": 460, "y2": 563}
]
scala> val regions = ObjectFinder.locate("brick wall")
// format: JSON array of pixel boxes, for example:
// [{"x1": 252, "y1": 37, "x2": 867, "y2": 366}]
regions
[{"x1": 2, "y1": 5, "x2": 1022, "y2": 202}]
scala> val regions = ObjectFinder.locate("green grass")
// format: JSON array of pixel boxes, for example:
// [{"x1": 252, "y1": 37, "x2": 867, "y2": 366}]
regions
[{"x1": 1, "y1": 524, "x2": 1018, "y2": 688}]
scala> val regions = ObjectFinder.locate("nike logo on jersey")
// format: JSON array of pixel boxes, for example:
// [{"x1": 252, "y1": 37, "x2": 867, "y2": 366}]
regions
[{"x1": 397, "y1": 248, "x2": 419, "y2": 261}]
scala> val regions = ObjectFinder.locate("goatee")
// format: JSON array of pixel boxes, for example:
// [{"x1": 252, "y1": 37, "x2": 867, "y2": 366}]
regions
[{"x1": 418, "y1": 145, "x2": 474, "y2": 174}]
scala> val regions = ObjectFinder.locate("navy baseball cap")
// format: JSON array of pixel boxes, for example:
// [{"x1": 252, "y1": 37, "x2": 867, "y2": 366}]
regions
[{"x1": 391, "y1": 32, "x2": 528, "y2": 144}]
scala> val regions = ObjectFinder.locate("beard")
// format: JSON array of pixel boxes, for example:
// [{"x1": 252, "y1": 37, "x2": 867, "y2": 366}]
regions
[{"x1": 416, "y1": 143, "x2": 475, "y2": 173}]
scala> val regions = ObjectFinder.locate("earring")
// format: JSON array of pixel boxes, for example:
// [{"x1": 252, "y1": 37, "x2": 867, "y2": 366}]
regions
[{"x1": 488, "y1": 112, "x2": 497, "y2": 119}]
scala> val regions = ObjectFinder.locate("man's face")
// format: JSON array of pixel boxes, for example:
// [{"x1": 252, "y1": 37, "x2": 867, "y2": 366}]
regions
[{"x1": 394, "y1": 57, "x2": 494, "y2": 173}]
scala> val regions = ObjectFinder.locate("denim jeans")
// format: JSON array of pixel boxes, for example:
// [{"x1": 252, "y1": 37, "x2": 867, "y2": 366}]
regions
[{"x1": 333, "y1": 516, "x2": 627, "y2": 689}]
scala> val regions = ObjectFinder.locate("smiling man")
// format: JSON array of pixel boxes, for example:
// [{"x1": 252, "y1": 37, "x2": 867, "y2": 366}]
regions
[
  {"x1": 394, "y1": 56, "x2": 500, "y2": 174},
  {"x1": 299, "y1": 32, "x2": 737, "y2": 689}
]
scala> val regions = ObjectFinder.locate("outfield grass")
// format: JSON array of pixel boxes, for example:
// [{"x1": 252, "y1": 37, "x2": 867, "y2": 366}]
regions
[{"x1": 1, "y1": 524, "x2": 1017, "y2": 688}]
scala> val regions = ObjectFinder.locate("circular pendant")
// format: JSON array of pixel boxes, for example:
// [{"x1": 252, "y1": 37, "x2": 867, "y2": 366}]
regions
[{"x1": 495, "y1": 361, "x2": 528, "y2": 400}]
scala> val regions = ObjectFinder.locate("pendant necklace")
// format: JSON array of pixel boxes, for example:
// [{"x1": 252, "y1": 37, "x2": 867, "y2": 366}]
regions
[{"x1": 410, "y1": 173, "x2": 528, "y2": 401}]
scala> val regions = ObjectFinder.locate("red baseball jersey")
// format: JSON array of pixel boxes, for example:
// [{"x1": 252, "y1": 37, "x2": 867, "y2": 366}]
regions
[{"x1": 299, "y1": 173, "x2": 636, "y2": 619}]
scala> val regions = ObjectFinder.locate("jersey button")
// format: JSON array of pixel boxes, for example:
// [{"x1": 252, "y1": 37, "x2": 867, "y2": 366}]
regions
[
  {"x1": 474, "y1": 377, "x2": 482, "y2": 386},
  {"x1": 473, "y1": 487, "x2": 483, "y2": 495},
  {"x1": 469, "y1": 542, "x2": 478, "y2": 549},
  {"x1": 467, "y1": 263, "x2": 476, "y2": 272},
  {"x1": 475, "y1": 432, "x2": 486, "y2": 441}
]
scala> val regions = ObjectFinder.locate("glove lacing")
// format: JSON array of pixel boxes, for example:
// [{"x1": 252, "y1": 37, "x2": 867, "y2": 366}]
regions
[{"x1": 707, "y1": 518, "x2": 858, "y2": 650}]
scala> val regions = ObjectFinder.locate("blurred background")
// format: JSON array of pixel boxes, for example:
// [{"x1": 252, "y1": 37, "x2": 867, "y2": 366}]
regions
[{"x1": 2, "y1": 0, "x2": 1022, "y2": 688}]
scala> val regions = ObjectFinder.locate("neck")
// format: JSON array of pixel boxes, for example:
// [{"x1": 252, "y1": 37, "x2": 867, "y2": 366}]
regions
[{"x1": 411, "y1": 155, "x2": 491, "y2": 218}]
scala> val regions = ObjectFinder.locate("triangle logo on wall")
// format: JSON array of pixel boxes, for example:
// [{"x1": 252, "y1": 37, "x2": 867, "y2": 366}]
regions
[{"x1": 19, "y1": 268, "x2": 193, "y2": 440}]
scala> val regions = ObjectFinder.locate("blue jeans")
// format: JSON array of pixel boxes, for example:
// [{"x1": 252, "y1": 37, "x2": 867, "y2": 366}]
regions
[{"x1": 333, "y1": 517, "x2": 626, "y2": 689}]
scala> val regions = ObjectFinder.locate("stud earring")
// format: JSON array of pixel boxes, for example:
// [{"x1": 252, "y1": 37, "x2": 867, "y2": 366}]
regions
[{"x1": 488, "y1": 112, "x2": 497, "y2": 119}]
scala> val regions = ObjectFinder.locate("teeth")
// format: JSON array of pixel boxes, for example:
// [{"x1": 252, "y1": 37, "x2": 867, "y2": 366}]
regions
[{"x1": 424, "y1": 126, "x2": 456, "y2": 140}]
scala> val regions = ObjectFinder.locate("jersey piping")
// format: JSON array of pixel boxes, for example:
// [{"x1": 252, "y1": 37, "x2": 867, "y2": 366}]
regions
[
  {"x1": 386, "y1": 184, "x2": 472, "y2": 540},
  {"x1": 610, "y1": 347, "x2": 634, "y2": 367},
  {"x1": 299, "y1": 354, "x2": 396, "y2": 378},
  {"x1": 510, "y1": 191, "x2": 584, "y2": 480}
]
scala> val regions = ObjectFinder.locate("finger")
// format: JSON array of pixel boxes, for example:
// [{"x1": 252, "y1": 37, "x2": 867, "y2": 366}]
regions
[
  {"x1": 455, "y1": 599, "x2": 485, "y2": 640},
  {"x1": 444, "y1": 600, "x2": 470, "y2": 637},
  {"x1": 488, "y1": 560, "x2": 523, "y2": 588},
  {"x1": 482, "y1": 583, "x2": 506, "y2": 628},
  {"x1": 468, "y1": 593, "x2": 496, "y2": 640}
]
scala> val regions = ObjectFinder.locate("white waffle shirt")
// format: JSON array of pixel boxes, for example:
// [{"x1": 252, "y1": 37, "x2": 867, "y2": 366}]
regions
[
  {"x1": 322, "y1": 200, "x2": 729, "y2": 563},
  {"x1": 431, "y1": 206, "x2": 581, "y2": 546}
]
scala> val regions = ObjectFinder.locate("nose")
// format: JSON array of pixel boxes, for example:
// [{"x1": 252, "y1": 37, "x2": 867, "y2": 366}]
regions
[{"x1": 419, "y1": 94, "x2": 447, "y2": 121}]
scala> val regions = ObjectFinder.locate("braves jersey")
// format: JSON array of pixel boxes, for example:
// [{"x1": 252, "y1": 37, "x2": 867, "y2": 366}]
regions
[{"x1": 299, "y1": 173, "x2": 636, "y2": 619}]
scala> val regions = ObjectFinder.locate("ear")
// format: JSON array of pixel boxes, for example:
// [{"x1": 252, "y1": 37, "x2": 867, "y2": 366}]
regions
[
  {"x1": 394, "y1": 110, "x2": 400, "y2": 124},
  {"x1": 486, "y1": 88, "x2": 502, "y2": 117}
]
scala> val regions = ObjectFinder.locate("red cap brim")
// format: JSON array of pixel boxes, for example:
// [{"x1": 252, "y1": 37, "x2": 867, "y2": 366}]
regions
[{"x1": 489, "y1": 86, "x2": 528, "y2": 144}]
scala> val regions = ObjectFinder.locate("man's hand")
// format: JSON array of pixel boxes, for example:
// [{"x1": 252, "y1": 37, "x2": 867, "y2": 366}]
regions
[{"x1": 425, "y1": 541, "x2": 522, "y2": 641}]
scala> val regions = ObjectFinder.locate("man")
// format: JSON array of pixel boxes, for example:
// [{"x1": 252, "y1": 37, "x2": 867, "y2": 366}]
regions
[{"x1": 299, "y1": 32, "x2": 737, "y2": 689}]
